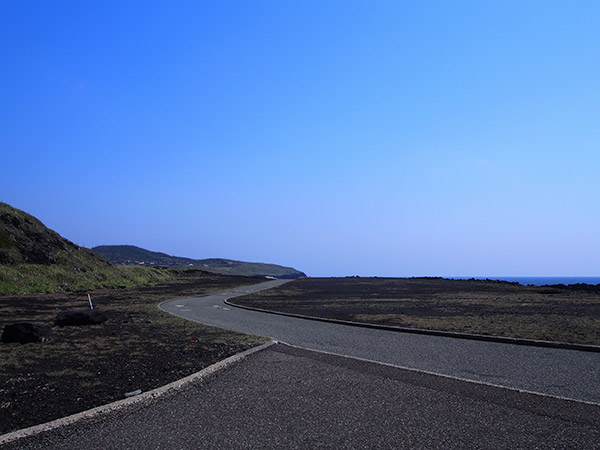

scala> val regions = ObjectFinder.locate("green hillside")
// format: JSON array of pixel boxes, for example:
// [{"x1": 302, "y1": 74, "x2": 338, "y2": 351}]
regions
[
  {"x1": 92, "y1": 245, "x2": 306, "y2": 279},
  {"x1": 0, "y1": 203, "x2": 173, "y2": 294}
]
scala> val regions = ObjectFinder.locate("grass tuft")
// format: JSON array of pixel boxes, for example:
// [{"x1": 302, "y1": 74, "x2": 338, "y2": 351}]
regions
[{"x1": 0, "y1": 264, "x2": 175, "y2": 295}]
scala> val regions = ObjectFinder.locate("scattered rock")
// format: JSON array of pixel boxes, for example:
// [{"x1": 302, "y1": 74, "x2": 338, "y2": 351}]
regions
[
  {"x1": 55, "y1": 309, "x2": 108, "y2": 326},
  {"x1": 2, "y1": 322, "x2": 52, "y2": 344},
  {"x1": 124, "y1": 389, "x2": 142, "y2": 398}
]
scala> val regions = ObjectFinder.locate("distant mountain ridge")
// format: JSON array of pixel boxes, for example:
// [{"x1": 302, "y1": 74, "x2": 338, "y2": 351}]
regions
[{"x1": 92, "y1": 245, "x2": 306, "y2": 279}]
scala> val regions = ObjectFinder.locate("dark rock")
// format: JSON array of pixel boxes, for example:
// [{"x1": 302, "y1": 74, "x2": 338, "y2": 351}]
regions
[
  {"x1": 2, "y1": 322, "x2": 52, "y2": 344},
  {"x1": 55, "y1": 309, "x2": 108, "y2": 326}
]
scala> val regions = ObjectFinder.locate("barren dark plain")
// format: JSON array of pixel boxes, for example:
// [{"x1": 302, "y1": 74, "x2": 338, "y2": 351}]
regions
[
  {"x1": 234, "y1": 277, "x2": 600, "y2": 346},
  {"x1": 0, "y1": 272, "x2": 266, "y2": 434},
  {"x1": 2, "y1": 274, "x2": 600, "y2": 435}
]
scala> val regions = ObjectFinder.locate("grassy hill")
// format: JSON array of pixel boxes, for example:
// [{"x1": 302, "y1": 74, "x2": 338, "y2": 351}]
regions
[
  {"x1": 92, "y1": 245, "x2": 306, "y2": 279},
  {"x1": 0, "y1": 203, "x2": 174, "y2": 294}
]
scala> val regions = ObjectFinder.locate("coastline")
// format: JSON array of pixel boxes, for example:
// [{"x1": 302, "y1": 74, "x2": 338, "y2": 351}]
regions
[{"x1": 449, "y1": 276, "x2": 600, "y2": 286}]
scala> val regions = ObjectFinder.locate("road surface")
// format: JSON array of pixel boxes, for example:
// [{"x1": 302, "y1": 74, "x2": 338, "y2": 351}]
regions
[
  {"x1": 6, "y1": 343, "x2": 599, "y2": 449},
  {"x1": 5, "y1": 280, "x2": 599, "y2": 449},
  {"x1": 160, "y1": 280, "x2": 600, "y2": 404}
]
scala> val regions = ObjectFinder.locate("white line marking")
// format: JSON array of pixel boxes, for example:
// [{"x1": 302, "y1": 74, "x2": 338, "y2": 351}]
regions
[{"x1": 279, "y1": 341, "x2": 600, "y2": 407}]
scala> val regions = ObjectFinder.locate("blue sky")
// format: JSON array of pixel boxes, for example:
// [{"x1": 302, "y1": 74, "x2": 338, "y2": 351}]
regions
[{"x1": 1, "y1": 1, "x2": 599, "y2": 277}]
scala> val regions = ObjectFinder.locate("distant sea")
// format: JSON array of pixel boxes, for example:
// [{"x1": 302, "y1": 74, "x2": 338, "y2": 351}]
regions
[{"x1": 452, "y1": 277, "x2": 600, "y2": 286}]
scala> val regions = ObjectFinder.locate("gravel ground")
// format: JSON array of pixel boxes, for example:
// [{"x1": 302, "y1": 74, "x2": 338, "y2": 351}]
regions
[{"x1": 4, "y1": 343, "x2": 599, "y2": 449}]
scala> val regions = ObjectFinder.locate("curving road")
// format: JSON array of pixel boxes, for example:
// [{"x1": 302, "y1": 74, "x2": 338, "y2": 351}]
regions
[{"x1": 160, "y1": 280, "x2": 600, "y2": 404}]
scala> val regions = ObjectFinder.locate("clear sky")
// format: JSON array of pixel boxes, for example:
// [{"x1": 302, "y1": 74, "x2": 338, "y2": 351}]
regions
[{"x1": 1, "y1": 1, "x2": 599, "y2": 277}]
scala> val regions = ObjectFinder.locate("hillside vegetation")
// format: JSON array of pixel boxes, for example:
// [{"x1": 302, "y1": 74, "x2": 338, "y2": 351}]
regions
[
  {"x1": 93, "y1": 244, "x2": 306, "y2": 279},
  {"x1": 0, "y1": 203, "x2": 174, "y2": 294}
]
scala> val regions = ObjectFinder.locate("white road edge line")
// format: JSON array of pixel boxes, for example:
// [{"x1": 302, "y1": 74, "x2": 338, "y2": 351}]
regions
[{"x1": 277, "y1": 341, "x2": 600, "y2": 407}]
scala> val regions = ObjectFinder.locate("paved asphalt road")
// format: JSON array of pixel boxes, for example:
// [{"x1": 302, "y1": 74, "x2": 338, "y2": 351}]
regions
[
  {"x1": 161, "y1": 280, "x2": 600, "y2": 404},
  {"x1": 7, "y1": 344, "x2": 600, "y2": 449},
  {"x1": 5, "y1": 281, "x2": 599, "y2": 449}
]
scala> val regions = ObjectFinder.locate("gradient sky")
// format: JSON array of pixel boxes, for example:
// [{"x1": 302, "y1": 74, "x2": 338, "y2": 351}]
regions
[{"x1": 1, "y1": 1, "x2": 599, "y2": 277}]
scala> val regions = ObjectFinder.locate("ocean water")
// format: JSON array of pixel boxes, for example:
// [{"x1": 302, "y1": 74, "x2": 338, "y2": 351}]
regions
[{"x1": 453, "y1": 277, "x2": 600, "y2": 286}]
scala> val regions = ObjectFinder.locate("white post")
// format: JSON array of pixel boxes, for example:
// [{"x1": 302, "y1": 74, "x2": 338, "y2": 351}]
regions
[{"x1": 88, "y1": 294, "x2": 94, "y2": 310}]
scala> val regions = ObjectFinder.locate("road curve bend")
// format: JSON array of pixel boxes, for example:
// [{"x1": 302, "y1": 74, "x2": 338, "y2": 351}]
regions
[{"x1": 160, "y1": 281, "x2": 600, "y2": 404}]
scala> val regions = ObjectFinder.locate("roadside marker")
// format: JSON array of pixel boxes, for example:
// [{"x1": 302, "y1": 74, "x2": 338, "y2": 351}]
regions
[{"x1": 87, "y1": 294, "x2": 94, "y2": 310}]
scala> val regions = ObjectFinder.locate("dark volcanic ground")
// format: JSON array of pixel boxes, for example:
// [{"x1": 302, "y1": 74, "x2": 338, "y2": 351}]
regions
[
  {"x1": 0, "y1": 272, "x2": 266, "y2": 435},
  {"x1": 233, "y1": 277, "x2": 600, "y2": 345},
  {"x1": 3, "y1": 275, "x2": 600, "y2": 438}
]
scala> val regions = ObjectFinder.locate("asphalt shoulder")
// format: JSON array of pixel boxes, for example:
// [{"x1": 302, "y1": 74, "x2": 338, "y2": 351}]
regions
[{"x1": 5, "y1": 343, "x2": 600, "y2": 449}]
